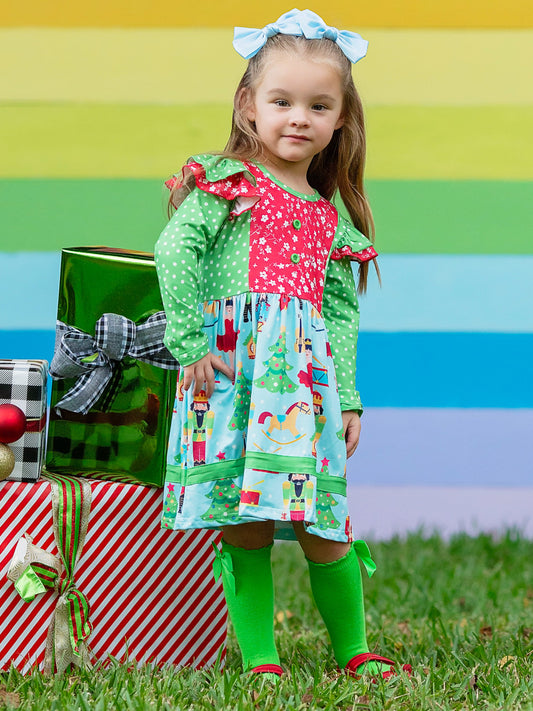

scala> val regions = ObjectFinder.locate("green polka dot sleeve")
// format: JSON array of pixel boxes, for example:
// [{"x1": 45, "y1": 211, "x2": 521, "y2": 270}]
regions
[
  {"x1": 155, "y1": 188, "x2": 230, "y2": 366},
  {"x1": 322, "y1": 256, "x2": 363, "y2": 415}
]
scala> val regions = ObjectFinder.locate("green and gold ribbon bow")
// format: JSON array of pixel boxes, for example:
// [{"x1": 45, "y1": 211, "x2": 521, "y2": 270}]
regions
[
  {"x1": 13, "y1": 554, "x2": 58, "y2": 602},
  {"x1": 8, "y1": 473, "x2": 93, "y2": 674},
  {"x1": 353, "y1": 540, "x2": 377, "y2": 578}
]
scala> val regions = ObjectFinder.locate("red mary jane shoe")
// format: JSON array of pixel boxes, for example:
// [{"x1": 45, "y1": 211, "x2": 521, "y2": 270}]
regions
[
  {"x1": 250, "y1": 664, "x2": 284, "y2": 678},
  {"x1": 345, "y1": 653, "x2": 412, "y2": 681}
]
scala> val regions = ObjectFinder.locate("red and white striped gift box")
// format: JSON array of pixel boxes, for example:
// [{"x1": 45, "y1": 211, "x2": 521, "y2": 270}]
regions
[{"x1": 0, "y1": 479, "x2": 227, "y2": 673}]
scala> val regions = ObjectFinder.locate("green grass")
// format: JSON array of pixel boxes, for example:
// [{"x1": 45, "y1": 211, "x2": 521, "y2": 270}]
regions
[{"x1": 2, "y1": 532, "x2": 533, "y2": 710}]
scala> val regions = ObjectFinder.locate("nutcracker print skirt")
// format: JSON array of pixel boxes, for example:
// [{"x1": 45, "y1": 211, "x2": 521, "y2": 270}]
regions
[{"x1": 162, "y1": 292, "x2": 353, "y2": 542}]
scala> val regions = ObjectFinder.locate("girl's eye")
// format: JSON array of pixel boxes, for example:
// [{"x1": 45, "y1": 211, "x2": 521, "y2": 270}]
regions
[
  {"x1": 312, "y1": 104, "x2": 328, "y2": 111},
  {"x1": 274, "y1": 99, "x2": 290, "y2": 107}
]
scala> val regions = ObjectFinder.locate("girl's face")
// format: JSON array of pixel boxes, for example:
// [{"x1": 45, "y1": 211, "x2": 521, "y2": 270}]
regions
[{"x1": 245, "y1": 54, "x2": 344, "y2": 175}]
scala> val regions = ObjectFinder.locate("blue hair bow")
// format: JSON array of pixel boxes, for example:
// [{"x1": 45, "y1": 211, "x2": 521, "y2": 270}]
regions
[{"x1": 233, "y1": 8, "x2": 368, "y2": 64}]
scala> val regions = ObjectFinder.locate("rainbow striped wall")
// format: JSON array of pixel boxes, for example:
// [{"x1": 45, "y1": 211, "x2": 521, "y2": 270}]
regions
[{"x1": 1, "y1": 2, "x2": 532, "y2": 535}]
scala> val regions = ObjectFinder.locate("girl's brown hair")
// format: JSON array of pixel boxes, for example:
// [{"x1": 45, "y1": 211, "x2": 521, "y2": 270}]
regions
[{"x1": 169, "y1": 34, "x2": 377, "y2": 293}]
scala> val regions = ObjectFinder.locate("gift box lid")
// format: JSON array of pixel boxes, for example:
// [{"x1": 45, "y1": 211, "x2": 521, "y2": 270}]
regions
[
  {"x1": 57, "y1": 247, "x2": 159, "y2": 333},
  {"x1": 0, "y1": 359, "x2": 48, "y2": 418}
]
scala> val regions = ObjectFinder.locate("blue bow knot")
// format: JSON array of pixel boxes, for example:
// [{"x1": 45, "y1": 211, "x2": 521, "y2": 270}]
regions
[{"x1": 233, "y1": 8, "x2": 368, "y2": 64}]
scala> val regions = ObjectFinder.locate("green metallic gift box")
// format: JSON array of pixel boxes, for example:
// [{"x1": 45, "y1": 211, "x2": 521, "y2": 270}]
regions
[{"x1": 46, "y1": 247, "x2": 178, "y2": 487}]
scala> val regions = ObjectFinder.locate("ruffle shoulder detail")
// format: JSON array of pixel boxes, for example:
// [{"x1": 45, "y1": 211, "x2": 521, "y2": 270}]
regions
[
  {"x1": 165, "y1": 153, "x2": 260, "y2": 216},
  {"x1": 330, "y1": 215, "x2": 378, "y2": 263}
]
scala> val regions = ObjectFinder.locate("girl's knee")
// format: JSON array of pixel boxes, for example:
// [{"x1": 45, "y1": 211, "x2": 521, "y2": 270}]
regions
[
  {"x1": 292, "y1": 521, "x2": 350, "y2": 564},
  {"x1": 222, "y1": 520, "x2": 275, "y2": 550}
]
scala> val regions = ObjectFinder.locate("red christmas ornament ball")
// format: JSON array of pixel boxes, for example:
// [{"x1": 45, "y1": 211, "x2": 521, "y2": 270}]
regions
[{"x1": 0, "y1": 404, "x2": 27, "y2": 443}]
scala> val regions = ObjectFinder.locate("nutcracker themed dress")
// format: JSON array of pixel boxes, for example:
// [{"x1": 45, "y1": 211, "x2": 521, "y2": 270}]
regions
[{"x1": 155, "y1": 154, "x2": 377, "y2": 542}]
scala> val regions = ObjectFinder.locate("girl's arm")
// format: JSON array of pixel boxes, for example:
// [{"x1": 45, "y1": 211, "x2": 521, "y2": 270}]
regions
[
  {"x1": 155, "y1": 188, "x2": 230, "y2": 367},
  {"x1": 321, "y1": 255, "x2": 363, "y2": 416}
]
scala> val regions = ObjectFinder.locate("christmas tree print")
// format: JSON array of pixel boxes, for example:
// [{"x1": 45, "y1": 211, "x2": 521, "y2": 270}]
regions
[
  {"x1": 228, "y1": 362, "x2": 252, "y2": 432},
  {"x1": 162, "y1": 483, "x2": 178, "y2": 529},
  {"x1": 201, "y1": 478, "x2": 242, "y2": 524},
  {"x1": 255, "y1": 328, "x2": 298, "y2": 395},
  {"x1": 315, "y1": 461, "x2": 341, "y2": 530}
]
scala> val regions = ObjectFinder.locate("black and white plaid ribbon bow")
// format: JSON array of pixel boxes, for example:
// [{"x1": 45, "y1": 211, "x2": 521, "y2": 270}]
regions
[{"x1": 50, "y1": 311, "x2": 179, "y2": 414}]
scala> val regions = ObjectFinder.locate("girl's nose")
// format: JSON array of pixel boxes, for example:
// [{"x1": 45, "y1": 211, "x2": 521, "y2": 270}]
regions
[{"x1": 289, "y1": 110, "x2": 310, "y2": 127}]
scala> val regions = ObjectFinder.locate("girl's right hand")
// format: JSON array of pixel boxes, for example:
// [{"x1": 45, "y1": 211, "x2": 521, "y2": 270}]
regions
[{"x1": 182, "y1": 353, "x2": 234, "y2": 397}]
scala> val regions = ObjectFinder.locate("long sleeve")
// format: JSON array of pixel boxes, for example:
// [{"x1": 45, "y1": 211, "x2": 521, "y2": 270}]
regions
[
  {"x1": 322, "y1": 256, "x2": 363, "y2": 415},
  {"x1": 155, "y1": 188, "x2": 230, "y2": 366}
]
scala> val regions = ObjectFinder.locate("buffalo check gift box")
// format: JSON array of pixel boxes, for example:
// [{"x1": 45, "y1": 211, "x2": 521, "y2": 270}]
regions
[
  {"x1": 0, "y1": 475, "x2": 227, "y2": 673},
  {"x1": 0, "y1": 360, "x2": 48, "y2": 482}
]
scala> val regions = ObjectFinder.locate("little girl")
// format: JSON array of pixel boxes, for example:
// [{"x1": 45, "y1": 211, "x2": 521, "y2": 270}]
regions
[{"x1": 155, "y1": 8, "x2": 409, "y2": 680}]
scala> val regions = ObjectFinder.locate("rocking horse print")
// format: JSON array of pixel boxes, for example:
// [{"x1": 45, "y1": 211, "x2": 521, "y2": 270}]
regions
[{"x1": 257, "y1": 401, "x2": 311, "y2": 444}]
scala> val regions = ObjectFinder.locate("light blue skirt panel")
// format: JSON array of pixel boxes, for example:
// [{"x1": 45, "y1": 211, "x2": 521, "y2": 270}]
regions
[{"x1": 162, "y1": 292, "x2": 353, "y2": 542}]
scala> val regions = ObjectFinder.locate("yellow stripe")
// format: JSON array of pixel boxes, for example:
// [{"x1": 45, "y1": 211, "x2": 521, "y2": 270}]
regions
[
  {"x1": 2, "y1": 0, "x2": 532, "y2": 28},
  {"x1": 2, "y1": 104, "x2": 531, "y2": 180},
  {"x1": 1, "y1": 29, "x2": 532, "y2": 106}
]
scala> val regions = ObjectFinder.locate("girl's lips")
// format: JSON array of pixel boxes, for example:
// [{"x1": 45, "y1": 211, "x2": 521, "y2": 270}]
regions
[{"x1": 284, "y1": 135, "x2": 311, "y2": 141}]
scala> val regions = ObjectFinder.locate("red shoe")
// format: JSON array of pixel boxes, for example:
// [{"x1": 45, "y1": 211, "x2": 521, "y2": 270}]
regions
[
  {"x1": 250, "y1": 664, "x2": 284, "y2": 677},
  {"x1": 345, "y1": 653, "x2": 412, "y2": 681}
]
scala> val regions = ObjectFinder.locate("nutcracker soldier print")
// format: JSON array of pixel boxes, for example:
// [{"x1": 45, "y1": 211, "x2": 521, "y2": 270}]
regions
[
  {"x1": 187, "y1": 390, "x2": 214, "y2": 466},
  {"x1": 156, "y1": 8, "x2": 410, "y2": 681},
  {"x1": 282, "y1": 472, "x2": 314, "y2": 520}
]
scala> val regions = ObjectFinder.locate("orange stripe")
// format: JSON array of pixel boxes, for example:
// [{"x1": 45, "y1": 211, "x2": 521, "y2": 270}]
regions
[{"x1": 2, "y1": 0, "x2": 532, "y2": 28}]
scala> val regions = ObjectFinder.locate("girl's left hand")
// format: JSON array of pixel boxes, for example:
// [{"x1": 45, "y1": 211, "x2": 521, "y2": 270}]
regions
[{"x1": 342, "y1": 410, "x2": 361, "y2": 458}]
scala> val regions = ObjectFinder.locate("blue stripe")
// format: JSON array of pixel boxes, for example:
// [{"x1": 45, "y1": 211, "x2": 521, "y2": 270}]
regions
[
  {"x1": 3, "y1": 252, "x2": 532, "y2": 333},
  {"x1": 359, "y1": 255, "x2": 533, "y2": 333},
  {"x1": 357, "y1": 332, "x2": 533, "y2": 408},
  {"x1": 1, "y1": 253, "x2": 60, "y2": 330},
  {"x1": 2, "y1": 329, "x2": 532, "y2": 408},
  {"x1": 0, "y1": 330, "x2": 55, "y2": 361}
]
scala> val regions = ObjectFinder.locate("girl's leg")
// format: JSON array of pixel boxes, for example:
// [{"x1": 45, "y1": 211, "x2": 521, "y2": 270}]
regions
[
  {"x1": 221, "y1": 521, "x2": 281, "y2": 672},
  {"x1": 293, "y1": 522, "x2": 389, "y2": 675}
]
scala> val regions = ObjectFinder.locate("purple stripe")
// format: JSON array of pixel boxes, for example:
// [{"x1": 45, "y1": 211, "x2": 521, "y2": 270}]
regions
[{"x1": 347, "y1": 407, "x2": 533, "y2": 486}]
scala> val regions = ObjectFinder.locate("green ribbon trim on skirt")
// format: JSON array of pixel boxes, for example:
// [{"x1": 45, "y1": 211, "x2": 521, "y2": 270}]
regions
[{"x1": 166, "y1": 452, "x2": 347, "y2": 496}]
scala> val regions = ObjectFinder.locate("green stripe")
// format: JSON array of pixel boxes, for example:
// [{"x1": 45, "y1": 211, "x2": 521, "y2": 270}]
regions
[
  {"x1": 2, "y1": 178, "x2": 531, "y2": 255},
  {"x1": 172, "y1": 457, "x2": 347, "y2": 493},
  {"x1": 246, "y1": 452, "x2": 317, "y2": 476},
  {"x1": 71, "y1": 478, "x2": 82, "y2": 569},
  {"x1": 55, "y1": 479, "x2": 66, "y2": 568},
  {"x1": 31, "y1": 564, "x2": 56, "y2": 587},
  {"x1": 64, "y1": 479, "x2": 74, "y2": 571},
  {"x1": 1, "y1": 104, "x2": 532, "y2": 179},
  {"x1": 71, "y1": 596, "x2": 82, "y2": 651},
  {"x1": 166, "y1": 452, "x2": 320, "y2": 484},
  {"x1": 0, "y1": 179, "x2": 165, "y2": 252},
  {"x1": 166, "y1": 459, "x2": 245, "y2": 485},
  {"x1": 316, "y1": 476, "x2": 347, "y2": 496},
  {"x1": 365, "y1": 180, "x2": 533, "y2": 254}
]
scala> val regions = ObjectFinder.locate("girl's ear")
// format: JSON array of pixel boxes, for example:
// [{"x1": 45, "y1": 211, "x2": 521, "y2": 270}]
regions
[
  {"x1": 239, "y1": 88, "x2": 256, "y2": 122},
  {"x1": 334, "y1": 115, "x2": 345, "y2": 130}
]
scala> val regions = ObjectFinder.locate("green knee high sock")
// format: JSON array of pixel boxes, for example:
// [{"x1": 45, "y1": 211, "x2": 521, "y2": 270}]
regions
[
  {"x1": 307, "y1": 545, "x2": 371, "y2": 669},
  {"x1": 220, "y1": 540, "x2": 280, "y2": 671}
]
